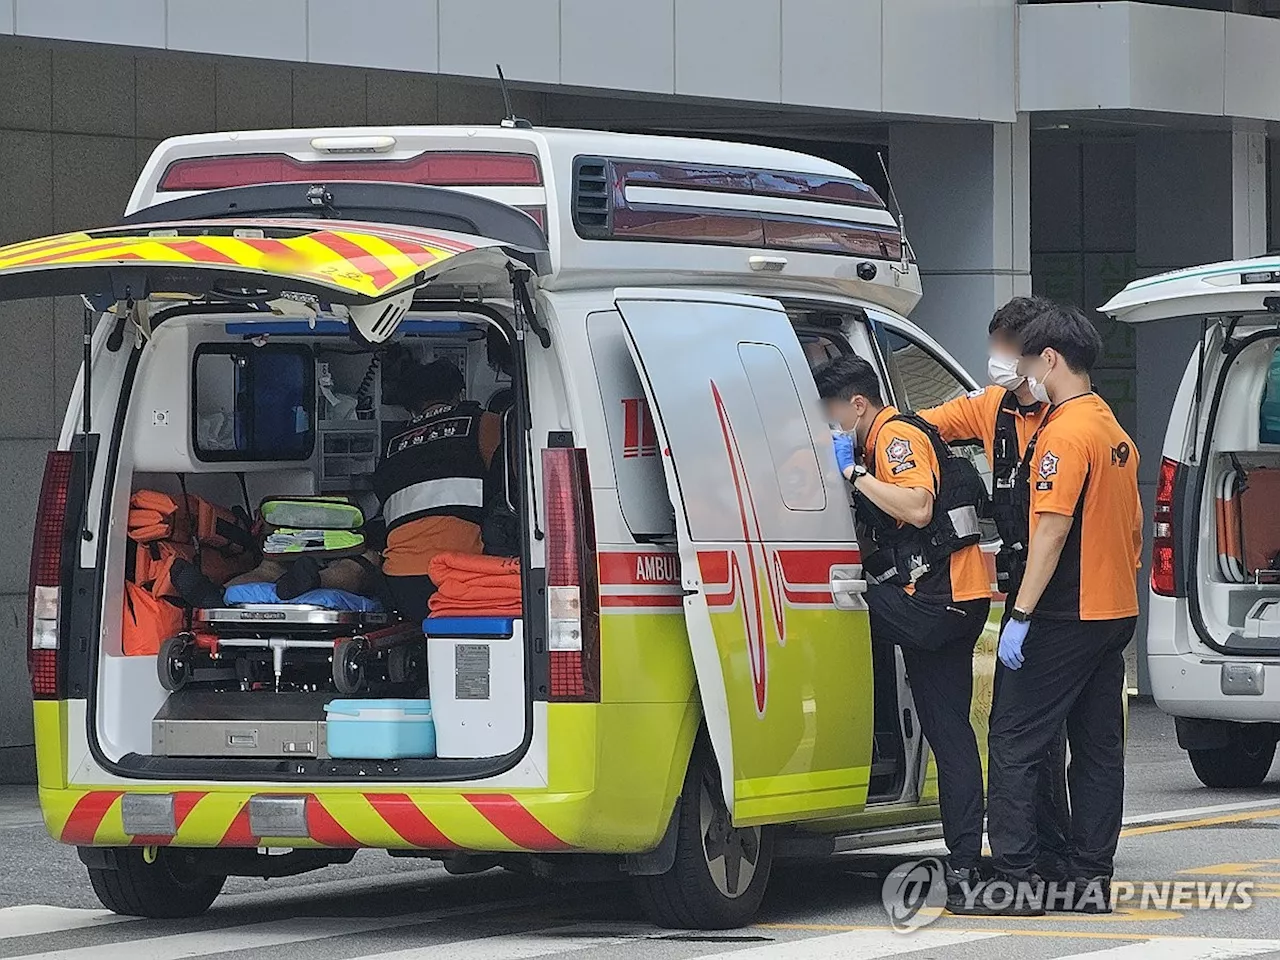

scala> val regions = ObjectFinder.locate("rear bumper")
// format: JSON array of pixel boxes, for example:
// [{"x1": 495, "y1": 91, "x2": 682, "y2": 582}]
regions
[
  {"x1": 1149, "y1": 653, "x2": 1280, "y2": 723},
  {"x1": 34, "y1": 698, "x2": 701, "y2": 856}
]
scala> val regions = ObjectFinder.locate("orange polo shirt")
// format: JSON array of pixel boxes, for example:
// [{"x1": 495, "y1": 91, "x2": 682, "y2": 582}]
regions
[{"x1": 864, "y1": 406, "x2": 990, "y2": 603}]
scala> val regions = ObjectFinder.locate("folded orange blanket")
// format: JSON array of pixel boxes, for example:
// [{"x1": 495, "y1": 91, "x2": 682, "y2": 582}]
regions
[{"x1": 428, "y1": 552, "x2": 522, "y2": 617}]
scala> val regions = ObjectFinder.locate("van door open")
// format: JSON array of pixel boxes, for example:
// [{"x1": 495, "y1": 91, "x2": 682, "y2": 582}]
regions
[{"x1": 613, "y1": 288, "x2": 873, "y2": 827}]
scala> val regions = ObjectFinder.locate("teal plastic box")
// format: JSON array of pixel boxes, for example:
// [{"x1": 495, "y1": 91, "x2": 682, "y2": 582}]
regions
[{"x1": 324, "y1": 699, "x2": 436, "y2": 759}]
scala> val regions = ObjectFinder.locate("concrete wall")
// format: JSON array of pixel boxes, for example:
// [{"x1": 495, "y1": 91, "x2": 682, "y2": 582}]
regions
[
  {"x1": 0, "y1": 0, "x2": 1019, "y2": 123},
  {"x1": 1020, "y1": 2, "x2": 1280, "y2": 122}
]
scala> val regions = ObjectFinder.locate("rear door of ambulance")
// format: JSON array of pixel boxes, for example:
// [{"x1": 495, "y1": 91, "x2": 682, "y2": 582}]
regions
[
  {"x1": 612, "y1": 288, "x2": 873, "y2": 827},
  {"x1": 4, "y1": 217, "x2": 538, "y2": 782}
]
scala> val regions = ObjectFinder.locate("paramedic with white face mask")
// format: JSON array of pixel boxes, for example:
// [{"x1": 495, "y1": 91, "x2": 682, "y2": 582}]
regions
[
  {"x1": 916, "y1": 296, "x2": 1072, "y2": 883},
  {"x1": 979, "y1": 303, "x2": 1141, "y2": 915}
]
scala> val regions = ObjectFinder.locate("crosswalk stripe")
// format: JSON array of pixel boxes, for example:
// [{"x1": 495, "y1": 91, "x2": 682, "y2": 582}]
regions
[
  {"x1": 351, "y1": 924, "x2": 647, "y2": 960},
  {"x1": 7, "y1": 896, "x2": 547, "y2": 960},
  {"x1": 0, "y1": 906, "x2": 135, "y2": 940},
  {"x1": 1040, "y1": 939, "x2": 1280, "y2": 960},
  {"x1": 713, "y1": 928, "x2": 1005, "y2": 958}
]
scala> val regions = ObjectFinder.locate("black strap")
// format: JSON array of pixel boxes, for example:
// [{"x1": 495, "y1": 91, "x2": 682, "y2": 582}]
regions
[
  {"x1": 992, "y1": 391, "x2": 1021, "y2": 484},
  {"x1": 236, "y1": 472, "x2": 252, "y2": 515},
  {"x1": 176, "y1": 473, "x2": 201, "y2": 571}
]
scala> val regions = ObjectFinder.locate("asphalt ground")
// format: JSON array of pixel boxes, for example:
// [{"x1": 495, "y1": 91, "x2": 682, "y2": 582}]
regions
[{"x1": 2, "y1": 700, "x2": 1280, "y2": 959}]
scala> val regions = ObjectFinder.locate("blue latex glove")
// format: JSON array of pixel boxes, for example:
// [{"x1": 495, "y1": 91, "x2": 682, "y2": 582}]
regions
[
  {"x1": 998, "y1": 618, "x2": 1029, "y2": 670},
  {"x1": 832, "y1": 433, "x2": 856, "y2": 475}
]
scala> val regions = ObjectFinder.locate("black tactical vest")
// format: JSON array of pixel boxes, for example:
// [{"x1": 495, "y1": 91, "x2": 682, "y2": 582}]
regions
[{"x1": 373, "y1": 401, "x2": 488, "y2": 531}]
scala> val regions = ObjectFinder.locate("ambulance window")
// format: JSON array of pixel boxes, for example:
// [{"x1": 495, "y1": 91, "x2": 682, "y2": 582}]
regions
[
  {"x1": 877, "y1": 328, "x2": 967, "y2": 410},
  {"x1": 738, "y1": 342, "x2": 826, "y2": 512},
  {"x1": 193, "y1": 344, "x2": 315, "y2": 462},
  {"x1": 797, "y1": 331, "x2": 847, "y2": 368}
]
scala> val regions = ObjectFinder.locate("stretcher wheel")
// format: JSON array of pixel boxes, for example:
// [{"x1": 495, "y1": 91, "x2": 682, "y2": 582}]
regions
[
  {"x1": 158, "y1": 636, "x2": 194, "y2": 693},
  {"x1": 333, "y1": 639, "x2": 366, "y2": 695},
  {"x1": 387, "y1": 641, "x2": 424, "y2": 685}
]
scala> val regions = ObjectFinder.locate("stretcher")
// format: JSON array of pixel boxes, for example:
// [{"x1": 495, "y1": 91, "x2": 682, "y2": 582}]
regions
[{"x1": 157, "y1": 589, "x2": 425, "y2": 695}]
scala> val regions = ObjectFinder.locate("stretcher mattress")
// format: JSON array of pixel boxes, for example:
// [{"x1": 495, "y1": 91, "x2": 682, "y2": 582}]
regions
[{"x1": 222, "y1": 583, "x2": 384, "y2": 612}]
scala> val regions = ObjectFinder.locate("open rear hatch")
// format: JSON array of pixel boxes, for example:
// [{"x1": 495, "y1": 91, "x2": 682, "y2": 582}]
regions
[
  {"x1": 1104, "y1": 261, "x2": 1280, "y2": 657},
  {"x1": 4, "y1": 212, "x2": 545, "y2": 781}
]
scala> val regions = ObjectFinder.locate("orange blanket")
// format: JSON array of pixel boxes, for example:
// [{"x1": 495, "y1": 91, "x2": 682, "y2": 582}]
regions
[{"x1": 428, "y1": 552, "x2": 522, "y2": 617}]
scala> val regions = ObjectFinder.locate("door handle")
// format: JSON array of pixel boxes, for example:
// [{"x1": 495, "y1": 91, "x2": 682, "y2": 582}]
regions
[{"x1": 830, "y1": 565, "x2": 868, "y2": 611}]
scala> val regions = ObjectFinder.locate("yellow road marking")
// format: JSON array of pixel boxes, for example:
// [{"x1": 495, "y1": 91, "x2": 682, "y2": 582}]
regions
[
  {"x1": 758, "y1": 922, "x2": 1228, "y2": 942},
  {"x1": 1120, "y1": 807, "x2": 1280, "y2": 838}
]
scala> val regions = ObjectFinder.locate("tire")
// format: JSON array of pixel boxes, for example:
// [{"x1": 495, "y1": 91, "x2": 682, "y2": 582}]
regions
[
  {"x1": 635, "y1": 743, "x2": 774, "y2": 930},
  {"x1": 157, "y1": 636, "x2": 193, "y2": 693},
  {"x1": 387, "y1": 641, "x2": 423, "y2": 685},
  {"x1": 1188, "y1": 736, "x2": 1277, "y2": 788},
  {"x1": 332, "y1": 640, "x2": 366, "y2": 695},
  {"x1": 87, "y1": 848, "x2": 225, "y2": 919}
]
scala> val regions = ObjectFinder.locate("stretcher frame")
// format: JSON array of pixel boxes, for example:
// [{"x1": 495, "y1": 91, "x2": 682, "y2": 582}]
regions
[{"x1": 159, "y1": 604, "x2": 424, "y2": 695}]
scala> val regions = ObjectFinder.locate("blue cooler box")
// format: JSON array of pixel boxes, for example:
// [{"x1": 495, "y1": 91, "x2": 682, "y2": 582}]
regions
[{"x1": 324, "y1": 699, "x2": 436, "y2": 759}]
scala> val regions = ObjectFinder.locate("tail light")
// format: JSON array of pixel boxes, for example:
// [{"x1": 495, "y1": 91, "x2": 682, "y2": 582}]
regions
[
  {"x1": 158, "y1": 151, "x2": 543, "y2": 191},
  {"x1": 28, "y1": 452, "x2": 75, "y2": 699},
  {"x1": 1152, "y1": 457, "x2": 1182, "y2": 598},
  {"x1": 543, "y1": 447, "x2": 600, "y2": 702}
]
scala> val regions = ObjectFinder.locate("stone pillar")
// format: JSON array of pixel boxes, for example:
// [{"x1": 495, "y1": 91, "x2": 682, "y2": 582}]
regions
[{"x1": 888, "y1": 118, "x2": 1032, "y2": 378}]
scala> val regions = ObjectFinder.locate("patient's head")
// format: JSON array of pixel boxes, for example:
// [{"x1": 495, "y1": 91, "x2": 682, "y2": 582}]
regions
[{"x1": 402, "y1": 359, "x2": 466, "y2": 414}]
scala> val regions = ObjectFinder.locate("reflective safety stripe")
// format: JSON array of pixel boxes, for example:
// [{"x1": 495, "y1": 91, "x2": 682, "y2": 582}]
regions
[{"x1": 384, "y1": 478, "x2": 485, "y2": 524}]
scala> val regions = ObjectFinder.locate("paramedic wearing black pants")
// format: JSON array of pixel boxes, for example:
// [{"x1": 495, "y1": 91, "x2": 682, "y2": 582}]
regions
[
  {"x1": 980, "y1": 304, "x2": 1142, "y2": 916},
  {"x1": 815, "y1": 354, "x2": 991, "y2": 902},
  {"x1": 919, "y1": 295, "x2": 1072, "y2": 880}
]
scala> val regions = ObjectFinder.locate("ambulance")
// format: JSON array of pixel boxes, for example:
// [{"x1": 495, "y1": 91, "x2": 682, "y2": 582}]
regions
[
  {"x1": 1104, "y1": 263, "x2": 1280, "y2": 789},
  {"x1": 13, "y1": 125, "x2": 1000, "y2": 928}
]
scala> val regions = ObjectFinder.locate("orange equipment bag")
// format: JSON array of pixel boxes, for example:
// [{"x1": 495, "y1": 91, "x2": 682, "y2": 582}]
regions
[
  {"x1": 122, "y1": 580, "x2": 185, "y2": 657},
  {"x1": 123, "y1": 488, "x2": 258, "y2": 655}
]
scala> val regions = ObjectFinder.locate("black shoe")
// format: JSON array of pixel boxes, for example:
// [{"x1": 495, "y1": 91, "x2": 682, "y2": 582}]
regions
[
  {"x1": 953, "y1": 873, "x2": 1047, "y2": 917},
  {"x1": 276, "y1": 556, "x2": 322, "y2": 600},
  {"x1": 943, "y1": 865, "x2": 984, "y2": 915},
  {"x1": 1045, "y1": 876, "x2": 1112, "y2": 914}
]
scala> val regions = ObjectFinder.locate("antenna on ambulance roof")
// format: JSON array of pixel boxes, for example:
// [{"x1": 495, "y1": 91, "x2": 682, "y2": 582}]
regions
[
  {"x1": 877, "y1": 151, "x2": 912, "y2": 278},
  {"x1": 496, "y1": 65, "x2": 532, "y2": 129}
]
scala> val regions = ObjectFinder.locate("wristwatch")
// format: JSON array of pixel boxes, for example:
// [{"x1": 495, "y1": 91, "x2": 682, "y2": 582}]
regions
[
  {"x1": 852, "y1": 464, "x2": 868, "y2": 480},
  {"x1": 1009, "y1": 607, "x2": 1031, "y2": 623}
]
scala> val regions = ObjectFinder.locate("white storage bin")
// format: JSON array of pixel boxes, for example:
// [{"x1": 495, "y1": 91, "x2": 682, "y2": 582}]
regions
[{"x1": 424, "y1": 618, "x2": 525, "y2": 759}]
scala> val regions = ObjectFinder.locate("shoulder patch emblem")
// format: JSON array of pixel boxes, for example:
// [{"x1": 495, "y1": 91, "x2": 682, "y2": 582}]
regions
[
  {"x1": 885, "y1": 436, "x2": 913, "y2": 464},
  {"x1": 967, "y1": 388, "x2": 986, "y2": 399},
  {"x1": 1039, "y1": 450, "x2": 1060, "y2": 479}
]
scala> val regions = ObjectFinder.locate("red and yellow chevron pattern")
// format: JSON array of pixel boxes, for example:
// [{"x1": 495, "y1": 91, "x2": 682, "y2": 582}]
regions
[
  {"x1": 0, "y1": 220, "x2": 480, "y2": 300},
  {"x1": 49, "y1": 789, "x2": 574, "y2": 852}
]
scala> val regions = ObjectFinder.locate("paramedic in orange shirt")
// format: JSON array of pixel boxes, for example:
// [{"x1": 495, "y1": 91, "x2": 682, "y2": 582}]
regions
[
  {"x1": 372, "y1": 359, "x2": 503, "y2": 623},
  {"x1": 980, "y1": 303, "x2": 1142, "y2": 915},
  {"x1": 815, "y1": 354, "x2": 989, "y2": 912},
  {"x1": 918, "y1": 296, "x2": 1073, "y2": 882}
]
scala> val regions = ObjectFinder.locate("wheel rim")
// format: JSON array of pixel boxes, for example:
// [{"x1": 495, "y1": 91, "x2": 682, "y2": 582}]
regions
[
  {"x1": 698, "y1": 769, "x2": 761, "y2": 899},
  {"x1": 338, "y1": 645, "x2": 365, "y2": 690}
]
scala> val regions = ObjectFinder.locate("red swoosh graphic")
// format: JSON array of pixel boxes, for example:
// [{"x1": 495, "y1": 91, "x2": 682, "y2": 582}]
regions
[{"x1": 710, "y1": 380, "x2": 773, "y2": 715}]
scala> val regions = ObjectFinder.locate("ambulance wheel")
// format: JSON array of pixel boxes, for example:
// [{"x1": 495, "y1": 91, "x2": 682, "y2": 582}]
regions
[
  {"x1": 387, "y1": 642, "x2": 423, "y2": 685},
  {"x1": 157, "y1": 636, "x2": 193, "y2": 692},
  {"x1": 86, "y1": 848, "x2": 224, "y2": 918},
  {"x1": 333, "y1": 640, "x2": 367, "y2": 694},
  {"x1": 634, "y1": 744, "x2": 774, "y2": 930},
  {"x1": 1189, "y1": 737, "x2": 1276, "y2": 788}
]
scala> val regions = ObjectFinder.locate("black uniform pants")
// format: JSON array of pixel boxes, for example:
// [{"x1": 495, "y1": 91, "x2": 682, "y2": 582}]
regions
[
  {"x1": 994, "y1": 602, "x2": 1073, "y2": 879},
  {"x1": 866, "y1": 584, "x2": 990, "y2": 870},
  {"x1": 987, "y1": 616, "x2": 1135, "y2": 881},
  {"x1": 385, "y1": 574, "x2": 437, "y2": 625}
]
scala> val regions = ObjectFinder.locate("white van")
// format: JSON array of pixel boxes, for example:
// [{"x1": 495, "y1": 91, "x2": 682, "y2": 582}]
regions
[
  {"x1": 1104, "y1": 263, "x2": 1280, "y2": 788},
  {"x1": 14, "y1": 125, "x2": 999, "y2": 926}
]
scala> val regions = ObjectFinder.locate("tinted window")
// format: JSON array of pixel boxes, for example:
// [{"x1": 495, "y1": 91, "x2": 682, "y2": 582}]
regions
[
  {"x1": 193, "y1": 344, "x2": 314, "y2": 462},
  {"x1": 877, "y1": 328, "x2": 968, "y2": 411},
  {"x1": 739, "y1": 342, "x2": 826, "y2": 512}
]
